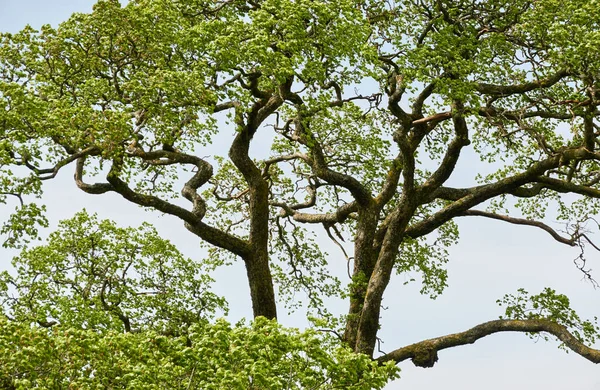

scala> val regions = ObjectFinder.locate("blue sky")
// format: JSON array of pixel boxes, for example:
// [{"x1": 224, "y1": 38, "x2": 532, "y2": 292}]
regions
[{"x1": 0, "y1": 1, "x2": 598, "y2": 389}]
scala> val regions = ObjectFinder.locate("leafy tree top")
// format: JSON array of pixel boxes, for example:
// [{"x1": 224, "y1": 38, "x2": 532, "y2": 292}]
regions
[{"x1": 1, "y1": 0, "x2": 600, "y2": 387}]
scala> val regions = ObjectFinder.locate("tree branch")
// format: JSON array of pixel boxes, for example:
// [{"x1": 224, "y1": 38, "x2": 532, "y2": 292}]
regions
[
  {"x1": 535, "y1": 176, "x2": 600, "y2": 198},
  {"x1": 15, "y1": 146, "x2": 100, "y2": 181},
  {"x1": 411, "y1": 81, "x2": 437, "y2": 117},
  {"x1": 228, "y1": 91, "x2": 283, "y2": 320},
  {"x1": 375, "y1": 154, "x2": 402, "y2": 207},
  {"x1": 458, "y1": 209, "x2": 577, "y2": 246},
  {"x1": 99, "y1": 159, "x2": 250, "y2": 258},
  {"x1": 128, "y1": 148, "x2": 213, "y2": 219},
  {"x1": 407, "y1": 148, "x2": 596, "y2": 239},
  {"x1": 278, "y1": 201, "x2": 358, "y2": 224},
  {"x1": 476, "y1": 69, "x2": 570, "y2": 97},
  {"x1": 288, "y1": 115, "x2": 374, "y2": 207},
  {"x1": 377, "y1": 319, "x2": 600, "y2": 367},
  {"x1": 74, "y1": 157, "x2": 114, "y2": 195},
  {"x1": 419, "y1": 101, "x2": 470, "y2": 193}
]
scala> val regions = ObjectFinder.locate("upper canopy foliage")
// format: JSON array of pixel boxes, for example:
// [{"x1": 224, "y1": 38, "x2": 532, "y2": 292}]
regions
[{"x1": 1, "y1": 0, "x2": 600, "y2": 387}]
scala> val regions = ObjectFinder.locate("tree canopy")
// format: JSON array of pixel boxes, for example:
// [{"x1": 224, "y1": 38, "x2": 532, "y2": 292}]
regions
[{"x1": 1, "y1": 0, "x2": 600, "y2": 387}]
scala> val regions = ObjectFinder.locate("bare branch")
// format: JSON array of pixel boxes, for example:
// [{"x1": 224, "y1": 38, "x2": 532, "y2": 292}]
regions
[
  {"x1": 411, "y1": 111, "x2": 452, "y2": 126},
  {"x1": 458, "y1": 210, "x2": 578, "y2": 246}
]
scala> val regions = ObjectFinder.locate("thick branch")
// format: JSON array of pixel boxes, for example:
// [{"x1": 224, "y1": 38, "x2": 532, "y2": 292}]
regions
[
  {"x1": 309, "y1": 145, "x2": 374, "y2": 206},
  {"x1": 289, "y1": 116, "x2": 373, "y2": 207},
  {"x1": 228, "y1": 93, "x2": 282, "y2": 320},
  {"x1": 99, "y1": 160, "x2": 251, "y2": 258},
  {"x1": 476, "y1": 69, "x2": 570, "y2": 97},
  {"x1": 406, "y1": 148, "x2": 595, "y2": 239},
  {"x1": 375, "y1": 154, "x2": 402, "y2": 207},
  {"x1": 128, "y1": 149, "x2": 213, "y2": 218},
  {"x1": 478, "y1": 107, "x2": 575, "y2": 121},
  {"x1": 535, "y1": 176, "x2": 600, "y2": 198},
  {"x1": 377, "y1": 319, "x2": 600, "y2": 367}
]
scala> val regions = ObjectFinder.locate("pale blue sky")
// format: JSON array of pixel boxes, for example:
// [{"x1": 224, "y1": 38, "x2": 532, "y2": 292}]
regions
[{"x1": 0, "y1": 1, "x2": 598, "y2": 389}]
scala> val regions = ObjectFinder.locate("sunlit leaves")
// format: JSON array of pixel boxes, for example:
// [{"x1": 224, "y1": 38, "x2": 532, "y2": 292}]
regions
[
  {"x1": 498, "y1": 288, "x2": 599, "y2": 346},
  {"x1": 395, "y1": 220, "x2": 458, "y2": 298},
  {"x1": 516, "y1": 0, "x2": 600, "y2": 74},
  {"x1": 0, "y1": 0, "x2": 599, "y2": 381},
  {"x1": 0, "y1": 317, "x2": 399, "y2": 389},
  {"x1": 0, "y1": 203, "x2": 48, "y2": 249},
  {"x1": 0, "y1": 210, "x2": 226, "y2": 333}
]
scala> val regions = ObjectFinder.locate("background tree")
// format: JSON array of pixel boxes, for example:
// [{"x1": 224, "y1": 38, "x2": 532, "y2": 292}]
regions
[{"x1": 1, "y1": 0, "x2": 600, "y2": 387}]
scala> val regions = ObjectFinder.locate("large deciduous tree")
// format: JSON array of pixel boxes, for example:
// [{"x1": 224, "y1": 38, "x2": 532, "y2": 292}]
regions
[{"x1": 1, "y1": 0, "x2": 600, "y2": 387}]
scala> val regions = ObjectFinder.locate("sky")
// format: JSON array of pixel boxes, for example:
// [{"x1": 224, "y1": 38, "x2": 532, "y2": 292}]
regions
[{"x1": 0, "y1": 1, "x2": 599, "y2": 389}]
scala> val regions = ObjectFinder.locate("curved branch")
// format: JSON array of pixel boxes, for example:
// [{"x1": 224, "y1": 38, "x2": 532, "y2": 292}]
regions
[
  {"x1": 287, "y1": 119, "x2": 373, "y2": 207},
  {"x1": 128, "y1": 148, "x2": 213, "y2": 219},
  {"x1": 476, "y1": 69, "x2": 570, "y2": 97},
  {"x1": 262, "y1": 152, "x2": 308, "y2": 174},
  {"x1": 74, "y1": 157, "x2": 114, "y2": 194},
  {"x1": 420, "y1": 101, "x2": 470, "y2": 193},
  {"x1": 278, "y1": 82, "x2": 374, "y2": 207},
  {"x1": 458, "y1": 210, "x2": 578, "y2": 246},
  {"x1": 16, "y1": 146, "x2": 100, "y2": 181},
  {"x1": 309, "y1": 150, "x2": 374, "y2": 206},
  {"x1": 100, "y1": 159, "x2": 250, "y2": 258},
  {"x1": 377, "y1": 319, "x2": 600, "y2": 367},
  {"x1": 406, "y1": 148, "x2": 596, "y2": 239},
  {"x1": 228, "y1": 92, "x2": 282, "y2": 320}
]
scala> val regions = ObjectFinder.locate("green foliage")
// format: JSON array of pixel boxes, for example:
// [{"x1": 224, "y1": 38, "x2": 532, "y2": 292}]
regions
[
  {"x1": 0, "y1": 317, "x2": 398, "y2": 389},
  {"x1": 0, "y1": 211, "x2": 399, "y2": 388},
  {"x1": 395, "y1": 210, "x2": 459, "y2": 298},
  {"x1": 1, "y1": 0, "x2": 600, "y2": 385},
  {"x1": 498, "y1": 288, "x2": 599, "y2": 346},
  {"x1": 1, "y1": 203, "x2": 48, "y2": 249},
  {"x1": 0, "y1": 210, "x2": 226, "y2": 333}
]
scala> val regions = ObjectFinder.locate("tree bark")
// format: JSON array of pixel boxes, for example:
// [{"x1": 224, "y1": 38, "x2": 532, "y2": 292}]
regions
[
  {"x1": 343, "y1": 205, "x2": 379, "y2": 348},
  {"x1": 244, "y1": 245, "x2": 277, "y2": 319},
  {"x1": 378, "y1": 319, "x2": 600, "y2": 367}
]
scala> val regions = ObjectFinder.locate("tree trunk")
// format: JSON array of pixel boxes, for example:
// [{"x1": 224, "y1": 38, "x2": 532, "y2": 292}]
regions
[
  {"x1": 344, "y1": 206, "x2": 379, "y2": 348},
  {"x1": 244, "y1": 249, "x2": 277, "y2": 319}
]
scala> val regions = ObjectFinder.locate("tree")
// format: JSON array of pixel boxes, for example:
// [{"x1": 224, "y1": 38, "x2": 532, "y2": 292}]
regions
[{"x1": 1, "y1": 0, "x2": 600, "y2": 387}]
